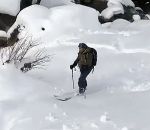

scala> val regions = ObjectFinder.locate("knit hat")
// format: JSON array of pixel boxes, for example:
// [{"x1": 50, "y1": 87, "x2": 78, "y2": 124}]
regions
[{"x1": 78, "y1": 43, "x2": 88, "y2": 48}]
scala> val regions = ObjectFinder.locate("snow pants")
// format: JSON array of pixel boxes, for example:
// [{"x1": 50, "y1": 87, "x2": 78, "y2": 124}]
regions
[{"x1": 78, "y1": 66, "x2": 92, "y2": 91}]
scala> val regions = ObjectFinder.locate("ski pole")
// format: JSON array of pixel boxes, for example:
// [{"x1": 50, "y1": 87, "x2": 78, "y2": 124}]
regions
[{"x1": 72, "y1": 69, "x2": 75, "y2": 89}]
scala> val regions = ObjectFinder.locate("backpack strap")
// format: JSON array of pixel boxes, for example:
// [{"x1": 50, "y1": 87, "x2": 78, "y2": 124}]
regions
[{"x1": 92, "y1": 66, "x2": 94, "y2": 73}]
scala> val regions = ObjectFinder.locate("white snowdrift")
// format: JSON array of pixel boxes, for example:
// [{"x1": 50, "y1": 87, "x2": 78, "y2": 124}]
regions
[
  {"x1": 8, "y1": 4, "x2": 100, "y2": 46},
  {"x1": 0, "y1": 0, "x2": 21, "y2": 16}
]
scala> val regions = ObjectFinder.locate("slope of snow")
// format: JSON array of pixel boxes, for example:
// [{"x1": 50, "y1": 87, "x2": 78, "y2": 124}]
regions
[
  {"x1": 107, "y1": 0, "x2": 135, "y2": 7},
  {"x1": 1, "y1": 3, "x2": 150, "y2": 130}
]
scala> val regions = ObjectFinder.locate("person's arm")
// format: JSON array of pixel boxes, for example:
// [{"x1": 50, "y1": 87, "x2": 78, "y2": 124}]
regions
[{"x1": 74, "y1": 55, "x2": 80, "y2": 66}]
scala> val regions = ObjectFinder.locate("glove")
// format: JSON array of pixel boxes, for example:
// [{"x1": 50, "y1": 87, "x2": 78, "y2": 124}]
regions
[{"x1": 70, "y1": 65, "x2": 74, "y2": 69}]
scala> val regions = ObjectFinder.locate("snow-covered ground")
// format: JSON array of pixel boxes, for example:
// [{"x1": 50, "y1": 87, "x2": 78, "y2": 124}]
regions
[{"x1": 1, "y1": 2, "x2": 150, "y2": 130}]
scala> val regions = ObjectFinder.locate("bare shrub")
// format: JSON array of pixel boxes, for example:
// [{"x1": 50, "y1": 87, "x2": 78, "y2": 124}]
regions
[
  {"x1": 1, "y1": 37, "x2": 51, "y2": 72},
  {"x1": 20, "y1": 49, "x2": 50, "y2": 72}
]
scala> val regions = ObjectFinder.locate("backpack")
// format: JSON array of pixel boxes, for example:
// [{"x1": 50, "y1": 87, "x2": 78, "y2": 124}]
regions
[
  {"x1": 91, "y1": 48, "x2": 97, "y2": 66},
  {"x1": 78, "y1": 47, "x2": 97, "y2": 67}
]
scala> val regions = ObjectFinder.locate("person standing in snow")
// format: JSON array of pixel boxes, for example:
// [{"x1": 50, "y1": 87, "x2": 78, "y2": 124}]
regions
[{"x1": 70, "y1": 43, "x2": 97, "y2": 94}]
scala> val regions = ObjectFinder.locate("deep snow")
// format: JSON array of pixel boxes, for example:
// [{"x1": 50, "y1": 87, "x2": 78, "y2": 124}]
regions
[{"x1": 1, "y1": 1, "x2": 150, "y2": 130}]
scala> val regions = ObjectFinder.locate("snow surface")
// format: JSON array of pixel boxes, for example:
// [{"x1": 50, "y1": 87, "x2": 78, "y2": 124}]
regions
[
  {"x1": 1, "y1": 3, "x2": 150, "y2": 130},
  {"x1": 107, "y1": 0, "x2": 135, "y2": 7}
]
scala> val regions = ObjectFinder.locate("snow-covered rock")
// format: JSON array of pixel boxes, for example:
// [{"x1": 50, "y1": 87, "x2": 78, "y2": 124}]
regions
[
  {"x1": 99, "y1": 0, "x2": 149, "y2": 23},
  {"x1": 8, "y1": 4, "x2": 101, "y2": 46}
]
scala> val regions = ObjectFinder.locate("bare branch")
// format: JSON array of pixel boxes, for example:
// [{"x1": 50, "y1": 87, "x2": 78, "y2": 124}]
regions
[{"x1": 1, "y1": 36, "x2": 51, "y2": 72}]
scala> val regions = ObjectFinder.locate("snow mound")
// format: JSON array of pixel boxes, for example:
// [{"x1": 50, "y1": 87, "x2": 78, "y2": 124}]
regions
[
  {"x1": 9, "y1": 4, "x2": 100, "y2": 46},
  {"x1": 0, "y1": 0, "x2": 21, "y2": 16},
  {"x1": 40, "y1": 0, "x2": 73, "y2": 8},
  {"x1": 101, "y1": 0, "x2": 135, "y2": 19}
]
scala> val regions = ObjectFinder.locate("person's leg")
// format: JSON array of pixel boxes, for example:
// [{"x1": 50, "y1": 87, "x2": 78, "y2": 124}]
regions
[{"x1": 78, "y1": 67, "x2": 92, "y2": 93}]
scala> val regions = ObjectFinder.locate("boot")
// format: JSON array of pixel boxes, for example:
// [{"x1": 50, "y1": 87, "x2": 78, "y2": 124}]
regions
[{"x1": 79, "y1": 88, "x2": 85, "y2": 94}]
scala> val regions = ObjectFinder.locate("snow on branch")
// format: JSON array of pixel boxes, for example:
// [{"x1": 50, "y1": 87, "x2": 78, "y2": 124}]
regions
[{"x1": 20, "y1": 49, "x2": 51, "y2": 72}]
